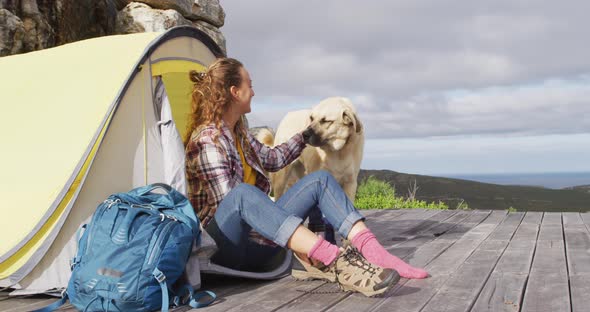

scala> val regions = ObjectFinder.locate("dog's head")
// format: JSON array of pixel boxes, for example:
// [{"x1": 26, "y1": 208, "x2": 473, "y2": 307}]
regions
[{"x1": 306, "y1": 97, "x2": 363, "y2": 151}]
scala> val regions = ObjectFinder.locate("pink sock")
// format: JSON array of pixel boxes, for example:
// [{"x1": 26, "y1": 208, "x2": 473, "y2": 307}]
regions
[
  {"x1": 352, "y1": 229, "x2": 428, "y2": 279},
  {"x1": 308, "y1": 237, "x2": 339, "y2": 266}
]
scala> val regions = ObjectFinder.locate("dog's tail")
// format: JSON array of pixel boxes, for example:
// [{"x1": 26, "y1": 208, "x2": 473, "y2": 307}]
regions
[{"x1": 249, "y1": 126, "x2": 275, "y2": 147}]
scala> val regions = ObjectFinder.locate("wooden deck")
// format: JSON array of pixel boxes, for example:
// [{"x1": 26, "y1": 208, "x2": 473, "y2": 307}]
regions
[{"x1": 2, "y1": 208, "x2": 590, "y2": 312}]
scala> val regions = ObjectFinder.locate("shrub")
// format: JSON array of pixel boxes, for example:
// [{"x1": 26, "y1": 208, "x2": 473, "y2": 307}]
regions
[
  {"x1": 456, "y1": 199, "x2": 470, "y2": 210},
  {"x1": 354, "y1": 176, "x2": 448, "y2": 210}
]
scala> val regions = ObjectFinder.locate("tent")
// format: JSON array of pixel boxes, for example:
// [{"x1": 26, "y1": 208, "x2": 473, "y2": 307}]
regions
[{"x1": 0, "y1": 26, "x2": 292, "y2": 295}]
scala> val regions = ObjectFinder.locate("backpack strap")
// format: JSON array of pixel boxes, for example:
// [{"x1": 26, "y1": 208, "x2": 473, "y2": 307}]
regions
[
  {"x1": 30, "y1": 291, "x2": 68, "y2": 312},
  {"x1": 173, "y1": 284, "x2": 216, "y2": 309},
  {"x1": 189, "y1": 290, "x2": 216, "y2": 308},
  {"x1": 70, "y1": 224, "x2": 87, "y2": 269},
  {"x1": 153, "y1": 267, "x2": 170, "y2": 312}
]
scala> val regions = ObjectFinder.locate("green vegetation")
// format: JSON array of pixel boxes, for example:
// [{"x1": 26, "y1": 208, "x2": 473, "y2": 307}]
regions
[
  {"x1": 358, "y1": 169, "x2": 590, "y2": 212},
  {"x1": 456, "y1": 199, "x2": 470, "y2": 210},
  {"x1": 354, "y1": 176, "x2": 448, "y2": 210},
  {"x1": 507, "y1": 206, "x2": 517, "y2": 213}
]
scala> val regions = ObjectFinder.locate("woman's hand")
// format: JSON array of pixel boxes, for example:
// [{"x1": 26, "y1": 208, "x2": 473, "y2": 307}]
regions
[{"x1": 301, "y1": 126, "x2": 323, "y2": 146}]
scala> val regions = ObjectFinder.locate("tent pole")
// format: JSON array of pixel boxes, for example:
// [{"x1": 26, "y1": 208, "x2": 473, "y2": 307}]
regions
[{"x1": 141, "y1": 64, "x2": 148, "y2": 185}]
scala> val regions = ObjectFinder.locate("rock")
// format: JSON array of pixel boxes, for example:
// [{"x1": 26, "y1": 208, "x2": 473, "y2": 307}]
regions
[
  {"x1": 0, "y1": 0, "x2": 224, "y2": 57},
  {"x1": 0, "y1": 0, "x2": 118, "y2": 56},
  {"x1": 135, "y1": 0, "x2": 192, "y2": 17},
  {"x1": 192, "y1": 20, "x2": 225, "y2": 55},
  {"x1": 0, "y1": 0, "x2": 18, "y2": 12},
  {"x1": 113, "y1": 0, "x2": 131, "y2": 10},
  {"x1": 19, "y1": 0, "x2": 54, "y2": 51},
  {"x1": 54, "y1": 0, "x2": 118, "y2": 43},
  {"x1": 116, "y1": 2, "x2": 192, "y2": 34},
  {"x1": 188, "y1": 0, "x2": 224, "y2": 27},
  {"x1": 0, "y1": 9, "x2": 25, "y2": 56}
]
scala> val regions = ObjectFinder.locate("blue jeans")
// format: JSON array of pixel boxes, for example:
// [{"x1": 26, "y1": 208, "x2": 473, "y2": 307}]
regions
[{"x1": 205, "y1": 170, "x2": 364, "y2": 271}]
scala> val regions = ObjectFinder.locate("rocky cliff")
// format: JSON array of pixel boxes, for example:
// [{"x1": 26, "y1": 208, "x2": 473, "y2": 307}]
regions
[{"x1": 0, "y1": 0, "x2": 225, "y2": 56}]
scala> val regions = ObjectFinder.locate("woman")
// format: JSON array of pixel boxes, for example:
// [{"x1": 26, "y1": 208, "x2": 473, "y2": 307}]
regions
[{"x1": 184, "y1": 58, "x2": 428, "y2": 297}]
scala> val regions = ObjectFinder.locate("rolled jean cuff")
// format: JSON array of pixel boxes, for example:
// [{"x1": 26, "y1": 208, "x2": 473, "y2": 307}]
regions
[
  {"x1": 338, "y1": 210, "x2": 365, "y2": 238},
  {"x1": 274, "y1": 215, "x2": 304, "y2": 247}
]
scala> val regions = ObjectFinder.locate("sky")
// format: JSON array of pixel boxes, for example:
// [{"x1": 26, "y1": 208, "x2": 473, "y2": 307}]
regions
[{"x1": 219, "y1": 1, "x2": 590, "y2": 176}]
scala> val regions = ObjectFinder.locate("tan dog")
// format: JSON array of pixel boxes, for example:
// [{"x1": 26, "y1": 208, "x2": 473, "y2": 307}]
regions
[
  {"x1": 249, "y1": 126, "x2": 275, "y2": 147},
  {"x1": 271, "y1": 97, "x2": 364, "y2": 201}
]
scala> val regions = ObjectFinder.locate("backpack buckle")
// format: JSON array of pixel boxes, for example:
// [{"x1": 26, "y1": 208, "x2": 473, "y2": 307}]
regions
[
  {"x1": 70, "y1": 257, "x2": 79, "y2": 270},
  {"x1": 153, "y1": 268, "x2": 166, "y2": 283}
]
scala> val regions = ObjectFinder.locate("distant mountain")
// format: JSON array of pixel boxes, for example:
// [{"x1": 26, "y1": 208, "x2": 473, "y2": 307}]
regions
[
  {"x1": 358, "y1": 169, "x2": 590, "y2": 212},
  {"x1": 565, "y1": 185, "x2": 590, "y2": 194}
]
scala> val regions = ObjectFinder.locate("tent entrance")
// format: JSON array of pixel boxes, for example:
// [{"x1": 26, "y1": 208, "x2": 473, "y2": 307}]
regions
[{"x1": 151, "y1": 59, "x2": 206, "y2": 140}]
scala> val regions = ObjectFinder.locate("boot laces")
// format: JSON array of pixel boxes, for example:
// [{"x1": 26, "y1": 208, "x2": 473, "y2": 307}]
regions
[{"x1": 342, "y1": 247, "x2": 377, "y2": 277}]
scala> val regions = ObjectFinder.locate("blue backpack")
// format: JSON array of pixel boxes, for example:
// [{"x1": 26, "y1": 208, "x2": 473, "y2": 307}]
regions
[{"x1": 37, "y1": 183, "x2": 215, "y2": 312}]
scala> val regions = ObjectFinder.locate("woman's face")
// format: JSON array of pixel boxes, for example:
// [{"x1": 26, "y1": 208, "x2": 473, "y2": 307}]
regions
[{"x1": 231, "y1": 67, "x2": 255, "y2": 114}]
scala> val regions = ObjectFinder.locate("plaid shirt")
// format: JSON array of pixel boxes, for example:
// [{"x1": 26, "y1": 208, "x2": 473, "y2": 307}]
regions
[{"x1": 185, "y1": 121, "x2": 306, "y2": 236}]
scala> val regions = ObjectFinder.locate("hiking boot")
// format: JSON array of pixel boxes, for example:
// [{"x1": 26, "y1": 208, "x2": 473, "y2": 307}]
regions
[
  {"x1": 334, "y1": 245, "x2": 400, "y2": 297},
  {"x1": 292, "y1": 252, "x2": 337, "y2": 282}
]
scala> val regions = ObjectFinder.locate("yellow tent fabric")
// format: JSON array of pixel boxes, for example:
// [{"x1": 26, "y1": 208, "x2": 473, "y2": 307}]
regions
[
  {"x1": 0, "y1": 32, "x2": 160, "y2": 278},
  {"x1": 152, "y1": 60, "x2": 207, "y2": 139}
]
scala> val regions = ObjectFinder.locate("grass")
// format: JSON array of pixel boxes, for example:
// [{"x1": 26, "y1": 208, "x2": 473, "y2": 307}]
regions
[
  {"x1": 358, "y1": 169, "x2": 590, "y2": 212},
  {"x1": 354, "y1": 176, "x2": 448, "y2": 210}
]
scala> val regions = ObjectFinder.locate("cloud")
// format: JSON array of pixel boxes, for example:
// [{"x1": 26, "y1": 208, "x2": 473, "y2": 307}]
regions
[
  {"x1": 248, "y1": 76, "x2": 590, "y2": 139},
  {"x1": 362, "y1": 133, "x2": 590, "y2": 175},
  {"x1": 223, "y1": 0, "x2": 590, "y2": 97},
  {"x1": 222, "y1": 1, "x2": 590, "y2": 139}
]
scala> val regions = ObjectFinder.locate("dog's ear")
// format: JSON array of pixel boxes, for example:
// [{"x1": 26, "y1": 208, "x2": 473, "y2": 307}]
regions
[{"x1": 343, "y1": 110, "x2": 363, "y2": 133}]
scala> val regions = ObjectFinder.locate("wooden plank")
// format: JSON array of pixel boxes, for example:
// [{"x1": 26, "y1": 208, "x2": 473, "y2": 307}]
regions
[
  {"x1": 428, "y1": 236, "x2": 505, "y2": 275},
  {"x1": 564, "y1": 226, "x2": 590, "y2": 274},
  {"x1": 564, "y1": 211, "x2": 590, "y2": 312},
  {"x1": 471, "y1": 212, "x2": 539, "y2": 312},
  {"x1": 486, "y1": 212, "x2": 525, "y2": 241},
  {"x1": 537, "y1": 215, "x2": 563, "y2": 243},
  {"x1": 511, "y1": 213, "x2": 540, "y2": 241},
  {"x1": 580, "y1": 212, "x2": 590, "y2": 226},
  {"x1": 369, "y1": 210, "x2": 508, "y2": 312},
  {"x1": 465, "y1": 210, "x2": 494, "y2": 224},
  {"x1": 563, "y1": 212, "x2": 583, "y2": 225},
  {"x1": 521, "y1": 212, "x2": 570, "y2": 312},
  {"x1": 471, "y1": 273, "x2": 528, "y2": 312},
  {"x1": 360, "y1": 209, "x2": 385, "y2": 217},
  {"x1": 193, "y1": 277, "x2": 322, "y2": 312},
  {"x1": 440, "y1": 211, "x2": 503, "y2": 241},
  {"x1": 419, "y1": 212, "x2": 524, "y2": 312},
  {"x1": 492, "y1": 243, "x2": 536, "y2": 275},
  {"x1": 522, "y1": 273, "x2": 569, "y2": 312},
  {"x1": 542, "y1": 212, "x2": 562, "y2": 225},
  {"x1": 388, "y1": 210, "x2": 459, "y2": 243},
  {"x1": 420, "y1": 248, "x2": 508, "y2": 312},
  {"x1": 371, "y1": 209, "x2": 441, "y2": 245},
  {"x1": 190, "y1": 276, "x2": 281, "y2": 311},
  {"x1": 570, "y1": 275, "x2": 590, "y2": 312},
  {"x1": 402, "y1": 211, "x2": 489, "y2": 267},
  {"x1": 204, "y1": 278, "x2": 326, "y2": 312},
  {"x1": 521, "y1": 211, "x2": 543, "y2": 224},
  {"x1": 57, "y1": 303, "x2": 76, "y2": 311},
  {"x1": 385, "y1": 210, "x2": 467, "y2": 257},
  {"x1": 363, "y1": 210, "x2": 416, "y2": 242},
  {"x1": 275, "y1": 283, "x2": 345, "y2": 312},
  {"x1": 0, "y1": 296, "x2": 56, "y2": 312}
]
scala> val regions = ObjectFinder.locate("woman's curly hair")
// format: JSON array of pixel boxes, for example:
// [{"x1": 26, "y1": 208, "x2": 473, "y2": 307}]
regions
[{"x1": 184, "y1": 58, "x2": 249, "y2": 146}]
